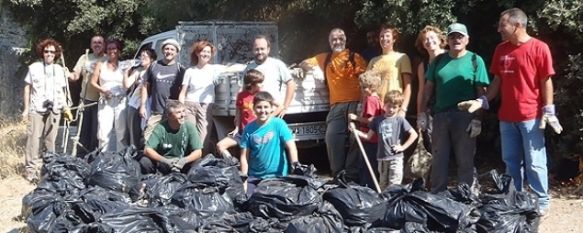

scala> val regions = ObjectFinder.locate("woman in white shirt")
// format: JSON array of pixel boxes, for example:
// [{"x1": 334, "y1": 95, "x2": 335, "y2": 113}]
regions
[
  {"x1": 124, "y1": 48, "x2": 156, "y2": 150},
  {"x1": 178, "y1": 40, "x2": 224, "y2": 154},
  {"x1": 91, "y1": 39, "x2": 128, "y2": 152}
]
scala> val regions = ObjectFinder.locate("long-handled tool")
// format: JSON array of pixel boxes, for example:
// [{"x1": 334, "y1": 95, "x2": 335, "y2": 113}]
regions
[
  {"x1": 351, "y1": 124, "x2": 382, "y2": 193},
  {"x1": 59, "y1": 51, "x2": 74, "y2": 154}
]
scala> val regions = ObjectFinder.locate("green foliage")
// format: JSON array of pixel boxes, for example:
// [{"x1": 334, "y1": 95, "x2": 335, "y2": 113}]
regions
[
  {"x1": 553, "y1": 54, "x2": 583, "y2": 155},
  {"x1": 355, "y1": 0, "x2": 456, "y2": 37}
]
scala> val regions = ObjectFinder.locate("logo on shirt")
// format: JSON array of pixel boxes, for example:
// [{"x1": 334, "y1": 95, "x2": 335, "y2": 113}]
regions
[
  {"x1": 252, "y1": 131, "x2": 274, "y2": 144},
  {"x1": 156, "y1": 72, "x2": 176, "y2": 82},
  {"x1": 500, "y1": 55, "x2": 515, "y2": 74}
]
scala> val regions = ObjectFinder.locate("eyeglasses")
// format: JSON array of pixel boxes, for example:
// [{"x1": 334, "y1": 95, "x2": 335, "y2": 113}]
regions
[{"x1": 44, "y1": 50, "x2": 56, "y2": 54}]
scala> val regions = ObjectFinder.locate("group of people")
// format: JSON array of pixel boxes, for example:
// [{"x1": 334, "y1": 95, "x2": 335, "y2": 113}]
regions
[
  {"x1": 300, "y1": 7, "x2": 559, "y2": 216},
  {"x1": 22, "y1": 7, "x2": 561, "y2": 213}
]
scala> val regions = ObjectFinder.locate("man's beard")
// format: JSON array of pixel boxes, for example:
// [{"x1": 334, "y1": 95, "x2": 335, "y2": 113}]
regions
[{"x1": 255, "y1": 55, "x2": 267, "y2": 64}]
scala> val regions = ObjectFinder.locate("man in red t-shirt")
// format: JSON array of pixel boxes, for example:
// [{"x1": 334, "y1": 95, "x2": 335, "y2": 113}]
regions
[{"x1": 458, "y1": 8, "x2": 562, "y2": 216}]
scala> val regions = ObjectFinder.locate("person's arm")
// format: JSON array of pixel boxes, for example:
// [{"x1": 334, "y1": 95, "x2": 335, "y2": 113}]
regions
[
  {"x1": 178, "y1": 84, "x2": 188, "y2": 103},
  {"x1": 276, "y1": 79, "x2": 296, "y2": 117},
  {"x1": 140, "y1": 82, "x2": 149, "y2": 118},
  {"x1": 416, "y1": 63, "x2": 426, "y2": 115},
  {"x1": 349, "y1": 122, "x2": 375, "y2": 141},
  {"x1": 144, "y1": 147, "x2": 167, "y2": 162},
  {"x1": 399, "y1": 72, "x2": 412, "y2": 116},
  {"x1": 90, "y1": 62, "x2": 109, "y2": 97},
  {"x1": 285, "y1": 140, "x2": 299, "y2": 166},
  {"x1": 123, "y1": 69, "x2": 138, "y2": 89},
  {"x1": 393, "y1": 128, "x2": 418, "y2": 152},
  {"x1": 240, "y1": 148, "x2": 249, "y2": 176},
  {"x1": 22, "y1": 84, "x2": 31, "y2": 121},
  {"x1": 485, "y1": 75, "x2": 501, "y2": 101},
  {"x1": 540, "y1": 77, "x2": 553, "y2": 106},
  {"x1": 420, "y1": 80, "x2": 434, "y2": 114},
  {"x1": 183, "y1": 148, "x2": 202, "y2": 163}
]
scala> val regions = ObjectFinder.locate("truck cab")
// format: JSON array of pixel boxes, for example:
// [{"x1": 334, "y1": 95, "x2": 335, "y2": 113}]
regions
[{"x1": 135, "y1": 21, "x2": 329, "y2": 148}]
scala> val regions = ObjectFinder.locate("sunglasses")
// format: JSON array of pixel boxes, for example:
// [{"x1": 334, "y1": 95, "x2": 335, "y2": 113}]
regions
[{"x1": 44, "y1": 50, "x2": 56, "y2": 54}]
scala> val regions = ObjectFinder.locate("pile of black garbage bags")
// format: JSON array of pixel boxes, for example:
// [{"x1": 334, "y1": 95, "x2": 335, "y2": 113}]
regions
[{"x1": 22, "y1": 147, "x2": 540, "y2": 233}]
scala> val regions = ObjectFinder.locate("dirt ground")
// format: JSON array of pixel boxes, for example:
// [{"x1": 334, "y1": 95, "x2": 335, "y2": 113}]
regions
[{"x1": 0, "y1": 174, "x2": 581, "y2": 232}]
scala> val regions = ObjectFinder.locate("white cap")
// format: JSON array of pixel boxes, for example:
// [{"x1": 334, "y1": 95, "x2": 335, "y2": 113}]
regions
[{"x1": 161, "y1": 39, "x2": 180, "y2": 52}]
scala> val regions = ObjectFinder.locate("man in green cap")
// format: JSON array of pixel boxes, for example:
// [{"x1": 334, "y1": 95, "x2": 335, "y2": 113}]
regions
[{"x1": 418, "y1": 22, "x2": 490, "y2": 193}]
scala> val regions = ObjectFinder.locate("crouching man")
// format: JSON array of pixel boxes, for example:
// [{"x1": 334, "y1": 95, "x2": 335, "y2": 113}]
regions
[{"x1": 139, "y1": 100, "x2": 202, "y2": 174}]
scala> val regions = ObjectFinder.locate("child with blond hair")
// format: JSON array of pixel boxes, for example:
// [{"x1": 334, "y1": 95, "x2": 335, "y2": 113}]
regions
[
  {"x1": 350, "y1": 90, "x2": 418, "y2": 190},
  {"x1": 348, "y1": 71, "x2": 384, "y2": 188}
]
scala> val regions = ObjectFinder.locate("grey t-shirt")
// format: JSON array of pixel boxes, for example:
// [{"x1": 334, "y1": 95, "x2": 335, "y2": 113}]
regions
[
  {"x1": 145, "y1": 60, "x2": 185, "y2": 114},
  {"x1": 369, "y1": 115, "x2": 413, "y2": 160}
]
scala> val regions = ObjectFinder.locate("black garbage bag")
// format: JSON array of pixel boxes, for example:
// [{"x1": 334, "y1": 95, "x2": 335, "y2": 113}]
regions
[
  {"x1": 99, "y1": 207, "x2": 173, "y2": 233},
  {"x1": 197, "y1": 212, "x2": 259, "y2": 233},
  {"x1": 22, "y1": 189, "x2": 56, "y2": 220},
  {"x1": 247, "y1": 175, "x2": 323, "y2": 221},
  {"x1": 131, "y1": 173, "x2": 189, "y2": 207},
  {"x1": 165, "y1": 208, "x2": 200, "y2": 233},
  {"x1": 476, "y1": 170, "x2": 539, "y2": 233},
  {"x1": 37, "y1": 153, "x2": 91, "y2": 197},
  {"x1": 171, "y1": 183, "x2": 235, "y2": 218},
  {"x1": 323, "y1": 172, "x2": 387, "y2": 226},
  {"x1": 443, "y1": 183, "x2": 480, "y2": 205},
  {"x1": 187, "y1": 154, "x2": 245, "y2": 201},
  {"x1": 79, "y1": 186, "x2": 131, "y2": 220},
  {"x1": 68, "y1": 222, "x2": 113, "y2": 233},
  {"x1": 290, "y1": 162, "x2": 318, "y2": 178},
  {"x1": 379, "y1": 182, "x2": 479, "y2": 232},
  {"x1": 87, "y1": 147, "x2": 141, "y2": 193},
  {"x1": 284, "y1": 201, "x2": 344, "y2": 233},
  {"x1": 25, "y1": 194, "x2": 69, "y2": 233}
]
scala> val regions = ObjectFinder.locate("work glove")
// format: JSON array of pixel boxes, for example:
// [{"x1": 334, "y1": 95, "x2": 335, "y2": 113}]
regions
[
  {"x1": 457, "y1": 95, "x2": 489, "y2": 113},
  {"x1": 62, "y1": 108, "x2": 73, "y2": 121},
  {"x1": 173, "y1": 157, "x2": 189, "y2": 170},
  {"x1": 159, "y1": 157, "x2": 178, "y2": 167},
  {"x1": 417, "y1": 112, "x2": 429, "y2": 131},
  {"x1": 540, "y1": 105, "x2": 563, "y2": 134},
  {"x1": 466, "y1": 119, "x2": 482, "y2": 138}
]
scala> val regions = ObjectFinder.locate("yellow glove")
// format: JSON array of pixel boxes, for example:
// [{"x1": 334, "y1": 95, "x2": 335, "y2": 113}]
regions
[{"x1": 63, "y1": 108, "x2": 73, "y2": 121}]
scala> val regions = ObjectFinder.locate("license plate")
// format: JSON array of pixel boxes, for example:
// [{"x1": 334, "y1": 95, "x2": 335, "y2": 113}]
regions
[{"x1": 288, "y1": 121, "x2": 326, "y2": 141}]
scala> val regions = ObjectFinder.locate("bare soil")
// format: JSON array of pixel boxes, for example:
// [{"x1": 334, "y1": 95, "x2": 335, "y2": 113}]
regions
[{"x1": 0, "y1": 174, "x2": 581, "y2": 232}]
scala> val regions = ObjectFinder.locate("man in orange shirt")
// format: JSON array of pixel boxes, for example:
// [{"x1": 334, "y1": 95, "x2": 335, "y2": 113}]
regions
[{"x1": 301, "y1": 28, "x2": 367, "y2": 179}]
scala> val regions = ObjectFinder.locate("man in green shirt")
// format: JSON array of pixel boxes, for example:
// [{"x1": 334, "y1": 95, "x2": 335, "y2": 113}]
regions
[
  {"x1": 139, "y1": 100, "x2": 203, "y2": 174},
  {"x1": 418, "y1": 23, "x2": 490, "y2": 193}
]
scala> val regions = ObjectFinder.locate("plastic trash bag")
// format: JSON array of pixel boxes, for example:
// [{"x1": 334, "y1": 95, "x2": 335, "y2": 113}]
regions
[
  {"x1": 187, "y1": 154, "x2": 245, "y2": 202},
  {"x1": 131, "y1": 173, "x2": 188, "y2": 207},
  {"x1": 87, "y1": 147, "x2": 141, "y2": 193},
  {"x1": 37, "y1": 153, "x2": 91, "y2": 197},
  {"x1": 284, "y1": 201, "x2": 344, "y2": 233},
  {"x1": 79, "y1": 186, "x2": 131, "y2": 220},
  {"x1": 247, "y1": 175, "x2": 322, "y2": 221},
  {"x1": 99, "y1": 207, "x2": 173, "y2": 233},
  {"x1": 25, "y1": 194, "x2": 68, "y2": 233},
  {"x1": 476, "y1": 170, "x2": 539, "y2": 233},
  {"x1": 171, "y1": 183, "x2": 235, "y2": 218},
  {"x1": 323, "y1": 172, "x2": 387, "y2": 226}
]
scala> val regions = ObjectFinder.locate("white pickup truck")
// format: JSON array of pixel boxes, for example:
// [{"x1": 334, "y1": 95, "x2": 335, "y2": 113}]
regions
[{"x1": 136, "y1": 21, "x2": 329, "y2": 147}]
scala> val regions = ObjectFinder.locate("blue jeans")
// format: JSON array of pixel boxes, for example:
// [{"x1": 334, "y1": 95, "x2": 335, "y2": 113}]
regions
[
  {"x1": 500, "y1": 119, "x2": 549, "y2": 210},
  {"x1": 430, "y1": 111, "x2": 476, "y2": 193}
]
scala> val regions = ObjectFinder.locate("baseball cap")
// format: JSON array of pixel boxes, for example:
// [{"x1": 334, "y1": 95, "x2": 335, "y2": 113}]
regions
[
  {"x1": 161, "y1": 39, "x2": 180, "y2": 52},
  {"x1": 447, "y1": 23, "x2": 468, "y2": 37}
]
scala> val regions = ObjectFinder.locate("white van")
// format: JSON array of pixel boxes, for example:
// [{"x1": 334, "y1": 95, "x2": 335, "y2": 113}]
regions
[{"x1": 136, "y1": 21, "x2": 329, "y2": 147}]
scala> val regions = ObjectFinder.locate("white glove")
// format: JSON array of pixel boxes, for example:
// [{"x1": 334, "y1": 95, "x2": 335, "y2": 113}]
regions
[
  {"x1": 457, "y1": 95, "x2": 489, "y2": 113},
  {"x1": 540, "y1": 105, "x2": 563, "y2": 134},
  {"x1": 417, "y1": 112, "x2": 429, "y2": 131},
  {"x1": 466, "y1": 119, "x2": 482, "y2": 138}
]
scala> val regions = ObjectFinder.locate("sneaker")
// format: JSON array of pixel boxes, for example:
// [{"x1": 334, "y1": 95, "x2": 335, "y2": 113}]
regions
[{"x1": 538, "y1": 208, "x2": 550, "y2": 217}]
